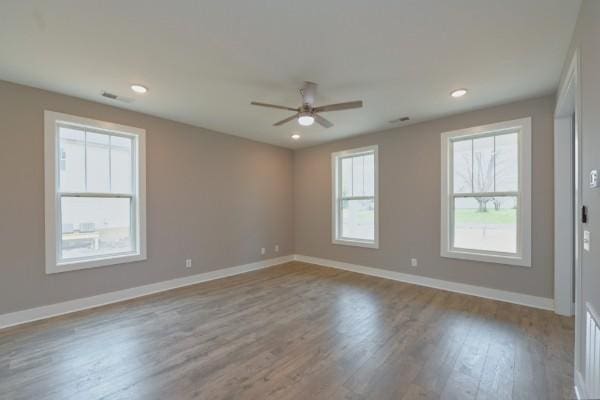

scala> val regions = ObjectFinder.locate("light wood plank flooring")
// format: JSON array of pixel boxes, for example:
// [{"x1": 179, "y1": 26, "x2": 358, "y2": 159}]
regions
[{"x1": 0, "y1": 262, "x2": 574, "y2": 400}]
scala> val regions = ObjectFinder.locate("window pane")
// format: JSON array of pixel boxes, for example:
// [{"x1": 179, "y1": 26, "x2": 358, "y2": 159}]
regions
[
  {"x1": 473, "y1": 136, "x2": 495, "y2": 193},
  {"x1": 86, "y1": 132, "x2": 110, "y2": 192},
  {"x1": 495, "y1": 132, "x2": 518, "y2": 191},
  {"x1": 59, "y1": 126, "x2": 86, "y2": 192},
  {"x1": 363, "y1": 154, "x2": 375, "y2": 196},
  {"x1": 340, "y1": 154, "x2": 375, "y2": 198},
  {"x1": 341, "y1": 157, "x2": 352, "y2": 197},
  {"x1": 453, "y1": 139, "x2": 472, "y2": 194},
  {"x1": 352, "y1": 155, "x2": 365, "y2": 196},
  {"x1": 110, "y1": 136, "x2": 133, "y2": 194},
  {"x1": 341, "y1": 198, "x2": 375, "y2": 241},
  {"x1": 453, "y1": 196, "x2": 517, "y2": 254},
  {"x1": 60, "y1": 197, "x2": 133, "y2": 260}
]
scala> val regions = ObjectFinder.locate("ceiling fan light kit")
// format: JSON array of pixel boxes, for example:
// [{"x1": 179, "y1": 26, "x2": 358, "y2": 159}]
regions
[
  {"x1": 251, "y1": 81, "x2": 363, "y2": 129},
  {"x1": 298, "y1": 113, "x2": 315, "y2": 126}
]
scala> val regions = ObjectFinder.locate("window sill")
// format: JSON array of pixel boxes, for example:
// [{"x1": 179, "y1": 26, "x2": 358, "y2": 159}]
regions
[
  {"x1": 441, "y1": 249, "x2": 531, "y2": 267},
  {"x1": 333, "y1": 238, "x2": 379, "y2": 249},
  {"x1": 46, "y1": 252, "x2": 147, "y2": 274}
]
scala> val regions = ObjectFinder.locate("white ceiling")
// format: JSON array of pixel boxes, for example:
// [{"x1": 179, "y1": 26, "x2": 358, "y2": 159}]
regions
[{"x1": 0, "y1": 0, "x2": 581, "y2": 149}]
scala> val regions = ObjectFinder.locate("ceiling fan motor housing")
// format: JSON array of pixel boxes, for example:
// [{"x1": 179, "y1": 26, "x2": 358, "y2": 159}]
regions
[{"x1": 300, "y1": 81, "x2": 317, "y2": 106}]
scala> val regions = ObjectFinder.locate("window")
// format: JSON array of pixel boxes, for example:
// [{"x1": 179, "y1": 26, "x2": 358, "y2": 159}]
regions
[
  {"x1": 441, "y1": 118, "x2": 531, "y2": 267},
  {"x1": 44, "y1": 111, "x2": 146, "y2": 273},
  {"x1": 332, "y1": 145, "x2": 378, "y2": 248}
]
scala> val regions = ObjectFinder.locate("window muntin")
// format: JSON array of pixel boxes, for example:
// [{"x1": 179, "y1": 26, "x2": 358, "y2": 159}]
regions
[
  {"x1": 332, "y1": 146, "x2": 378, "y2": 248},
  {"x1": 441, "y1": 118, "x2": 531, "y2": 267},
  {"x1": 45, "y1": 111, "x2": 146, "y2": 273}
]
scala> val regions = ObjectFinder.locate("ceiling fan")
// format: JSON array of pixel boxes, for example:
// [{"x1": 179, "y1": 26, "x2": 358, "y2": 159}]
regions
[{"x1": 250, "y1": 81, "x2": 363, "y2": 128}]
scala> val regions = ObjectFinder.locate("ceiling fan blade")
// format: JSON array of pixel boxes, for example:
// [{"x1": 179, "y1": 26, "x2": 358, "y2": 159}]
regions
[
  {"x1": 314, "y1": 114, "x2": 334, "y2": 128},
  {"x1": 250, "y1": 101, "x2": 298, "y2": 112},
  {"x1": 273, "y1": 114, "x2": 299, "y2": 126},
  {"x1": 313, "y1": 100, "x2": 363, "y2": 113}
]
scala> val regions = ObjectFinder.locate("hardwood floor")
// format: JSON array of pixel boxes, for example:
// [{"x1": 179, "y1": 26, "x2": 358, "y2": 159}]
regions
[{"x1": 0, "y1": 262, "x2": 574, "y2": 400}]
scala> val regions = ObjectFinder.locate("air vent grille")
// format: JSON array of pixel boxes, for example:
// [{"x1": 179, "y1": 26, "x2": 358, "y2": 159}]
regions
[
  {"x1": 101, "y1": 91, "x2": 134, "y2": 103},
  {"x1": 101, "y1": 91, "x2": 118, "y2": 100}
]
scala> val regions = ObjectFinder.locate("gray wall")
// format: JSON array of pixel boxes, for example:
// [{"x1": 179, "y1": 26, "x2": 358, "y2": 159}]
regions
[
  {"x1": 0, "y1": 83, "x2": 561, "y2": 314},
  {"x1": 0, "y1": 80, "x2": 294, "y2": 315},
  {"x1": 294, "y1": 96, "x2": 555, "y2": 298},
  {"x1": 559, "y1": 0, "x2": 600, "y2": 374}
]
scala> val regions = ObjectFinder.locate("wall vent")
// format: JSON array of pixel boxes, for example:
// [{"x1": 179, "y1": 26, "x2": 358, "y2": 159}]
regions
[
  {"x1": 101, "y1": 91, "x2": 118, "y2": 99},
  {"x1": 101, "y1": 91, "x2": 134, "y2": 103},
  {"x1": 389, "y1": 116, "x2": 410, "y2": 123},
  {"x1": 585, "y1": 302, "x2": 600, "y2": 398}
]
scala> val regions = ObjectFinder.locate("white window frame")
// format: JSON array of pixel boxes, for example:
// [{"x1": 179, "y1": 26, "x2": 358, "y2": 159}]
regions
[
  {"x1": 44, "y1": 111, "x2": 147, "y2": 274},
  {"x1": 331, "y1": 145, "x2": 379, "y2": 249},
  {"x1": 440, "y1": 117, "x2": 531, "y2": 267}
]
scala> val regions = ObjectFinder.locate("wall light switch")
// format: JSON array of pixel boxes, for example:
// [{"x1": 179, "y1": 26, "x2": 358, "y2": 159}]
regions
[
  {"x1": 411, "y1": 258, "x2": 418, "y2": 267},
  {"x1": 261, "y1": 247, "x2": 266, "y2": 255},
  {"x1": 590, "y1": 170, "x2": 598, "y2": 188},
  {"x1": 185, "y1": 259, "x2": 192, "y2": 268},
  {"x1": 274, "y1": 245, "x2": 279, "y2": 253},
  {"x1": 584, "y1": 230, "x2": 590, "y2": 252}
]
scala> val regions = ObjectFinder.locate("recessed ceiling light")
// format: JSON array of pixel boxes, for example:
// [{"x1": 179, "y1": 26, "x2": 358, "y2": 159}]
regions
[
  {"x1": 291, "y1": 133, "x2": 301, "y2": 140},
  {"x1": 298, "y1": 113, "x2": 315, "y2": 126},
  {"x1": 450, "y1": 88, "x2": 467, "y2": 98},
  {"x1": 130, "y1": 84, "x2": 148, "y2": 94}
]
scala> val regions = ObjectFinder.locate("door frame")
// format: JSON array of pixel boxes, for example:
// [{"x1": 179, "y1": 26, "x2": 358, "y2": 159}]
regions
[
  {"x1": 554, "y1": 48, "x2": 583, "y2": 387},
  {"x1": 554, "y1": 52, "x2": 578, "y2": 317}
]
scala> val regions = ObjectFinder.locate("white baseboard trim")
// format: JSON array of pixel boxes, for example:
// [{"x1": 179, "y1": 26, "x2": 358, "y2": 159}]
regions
[
  {"x1": 294, "y1": 255, "x2": 555, "y2": 311},
  {"x1": 0, "y1": 255, "x2": 294, "y2": 330}
]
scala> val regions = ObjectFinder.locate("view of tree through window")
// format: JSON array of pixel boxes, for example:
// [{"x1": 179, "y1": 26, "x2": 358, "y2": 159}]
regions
[{"x1": 451, "y1": 132, "x2": 519, "y2": 254}]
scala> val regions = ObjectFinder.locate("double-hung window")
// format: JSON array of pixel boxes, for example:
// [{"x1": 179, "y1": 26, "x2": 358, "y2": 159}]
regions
[
  {"x1": 441, "y1": 118, "x2": 531, "y2": 266},
  {"x1": 332, "y1": 145, "x2": 379, "y2": 248},
  {"x1": 44, "y1": 111, "x2": 146, "y2": 273}
]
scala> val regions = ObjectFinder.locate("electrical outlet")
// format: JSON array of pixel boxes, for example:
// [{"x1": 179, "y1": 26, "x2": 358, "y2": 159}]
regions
[
  {"x1": 411, "y1": 258, "x2": 418, "y2": 267},
  {"x1": 274, "y1": 244, "x2": 279, "y2": 253},
  {"x1": 185, "y1": 259, "x2": 192, "y2": 268},
  {"x1": 261, "y1": 247, "x2": 266, "y2": 255}
]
